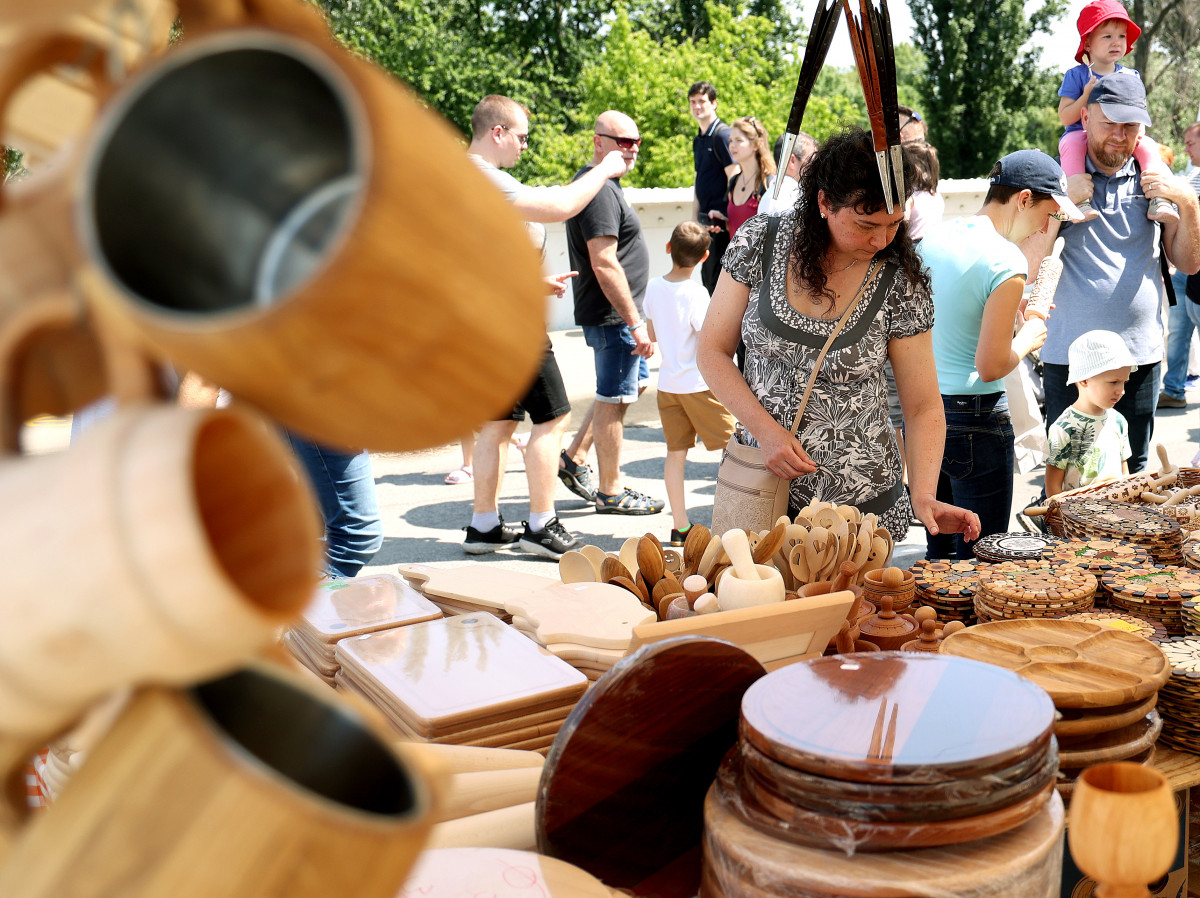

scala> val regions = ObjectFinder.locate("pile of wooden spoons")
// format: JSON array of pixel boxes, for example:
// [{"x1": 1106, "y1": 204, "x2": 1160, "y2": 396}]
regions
[
  {"x1": 775, "y1": 502, "x2": 893, "y2": 592},
  {"x1": 559, "y1": 533, "x2": 695, "y2": 619}
]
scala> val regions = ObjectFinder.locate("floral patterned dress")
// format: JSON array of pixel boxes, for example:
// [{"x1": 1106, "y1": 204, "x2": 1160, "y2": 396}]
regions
[{"x1": 722, "y1": 213, "x2": 934, "y2": 542}]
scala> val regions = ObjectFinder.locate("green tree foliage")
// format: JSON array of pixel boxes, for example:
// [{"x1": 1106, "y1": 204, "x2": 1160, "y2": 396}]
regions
[
  {"x1": 907, "y1": 0, "x2": 1068, "y2": 178},
  {"x1": 1131, "y1": 0, "x2": 1200, "y2": 158}
]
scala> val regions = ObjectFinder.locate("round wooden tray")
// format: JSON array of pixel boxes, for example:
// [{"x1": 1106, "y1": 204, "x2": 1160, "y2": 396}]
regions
[
  {"x1": 938, "y1": 619, "x2": 1171, "y2": 709},
  {"x1": 702, "y1": 785, "x2": 1066, "y2": 897},
  {"x1": 739, "y1": 653, "x2": 1054, "y2": 785},
  {"x1": 1059, "y1": 610, "x2": 1166, "y2": 642},
  {"x1": 737, "y1": 739, "x2": 1057, "y2": 824},
  {"x1": 715, "y1": 755, "x2": 1055, "y2": 854},
  {"x1": 1053, "y1": 693, "x2": 1158, "y2": 740},
  {"x1": 1055, "y1": 710, "x2": 1162, "y2": 767},
  {"x1": 1046, "y1": 539, "x2": 1152, "y2": 574},
  {"x1": 972, "y1": 533, "x2": 1064, "y2": 563}
]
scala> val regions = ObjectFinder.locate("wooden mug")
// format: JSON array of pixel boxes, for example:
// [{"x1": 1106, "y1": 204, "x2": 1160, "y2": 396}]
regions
[
  {"x1": 0, "y1": 662, "x2": 443, "y2": 896},
  {"x1": 0, "y1": 403, "x2": 321, "y2": 742},
  {"x1": 73, "y1": 0, "x2": 548, "y2": 452}
]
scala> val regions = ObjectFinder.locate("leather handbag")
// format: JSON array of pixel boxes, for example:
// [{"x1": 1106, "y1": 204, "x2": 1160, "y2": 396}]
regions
[{"x1": 711, "y1": 225, "x2": 880, "y2": 535}]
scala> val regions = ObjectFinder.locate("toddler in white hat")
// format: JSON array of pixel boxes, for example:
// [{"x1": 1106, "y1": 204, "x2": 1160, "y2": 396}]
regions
[{"x1": 1045, "y1": 330, "x2": 1136, "y2": 496}]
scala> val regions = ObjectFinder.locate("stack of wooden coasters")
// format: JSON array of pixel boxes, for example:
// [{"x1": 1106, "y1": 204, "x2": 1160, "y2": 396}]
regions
[
  {"x1": 908, "y1": 559, "x2": 986, "y2": 625},
  {"x1": 1102, "y1": 563, "x2": 1200, "y2": 637},
  {"x1": 1046, "y1": 539, "x2": 1151, "y2": 608},
  {"x1": 1060, "y1": 610, "x2": 1167, "y2": 642},
  {"x1": 1184, "y1": 540, "x2": 1200, "y2": 570},
  {"x1": 334, "y1": 612, "x2": 587, "y2": 753},
  {"x1": 971, "y1": 560, "x2": 1096, "y2": 623},
  {"x1": 940, "y1": 619, "x2": 1170, "y2": 800},
  {"x1": 1058, "y1": 497, "x2": 1183, "y2": 564},
  {"x1": 283, "y1": 574, "x2": 442, "y2": 685},
  {"x1": 971, "y1": 532, "x2": 1063, "y2": 563},
  {"x1": 1154, "y1": 637, "x2": 1200, "y2": 752}
]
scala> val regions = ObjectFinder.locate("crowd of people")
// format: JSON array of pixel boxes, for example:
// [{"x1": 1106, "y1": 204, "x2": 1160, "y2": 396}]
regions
[{"x1": 297, "y1": 0, "x2": 1200, "y2": 577}]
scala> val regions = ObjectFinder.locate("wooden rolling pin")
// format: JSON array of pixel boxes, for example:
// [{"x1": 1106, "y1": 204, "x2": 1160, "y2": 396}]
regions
[
  {"x1": 435, "y1": 767, "x2": 543, "y2": 822},
  {"x1": 426, "y1": 801, "x2": 536, "y2": 850},
  {"x1": 402, "y1": 742, "x2": 546, "y2": 774}
]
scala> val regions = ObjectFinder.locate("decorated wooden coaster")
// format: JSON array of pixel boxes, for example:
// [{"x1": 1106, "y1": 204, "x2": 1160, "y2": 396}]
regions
[
  {"x1": 969, "y1": 560, "x2": 1096, "y2": 622},
  {"x1": 972, "y1": 532, "x2": 1064, "y2": 564},
  {"x1": 908, "y1": 559, "x2": 986, "y2": 624},
  {"x1": 1059, "y1": 610, "x2": 1166, "y2": 642},
  {"x1": 1101, "y1": 563, "x2": 1200, "y2": 637},
  {"x1": 939, "y1": 619, "x2": 1171, "y2": 709},
  {"x1": 1046, "y1": 539, "x2": 1151, "y2": 575},
  {"x1": 1057, "y1": 497, "x2": 1183, "y2": 563},
  {"x1": 1153, "y1": 636, "x2": 1200, "y2": 753}
]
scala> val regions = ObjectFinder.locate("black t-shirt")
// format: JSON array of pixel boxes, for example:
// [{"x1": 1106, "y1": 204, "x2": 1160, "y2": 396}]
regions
[
  {"x1": 565, "y1": 167, "x2": 649, "y2": 327},
  {"x1": 693, "y1": 118, "x2": 733, "y2": 220}
]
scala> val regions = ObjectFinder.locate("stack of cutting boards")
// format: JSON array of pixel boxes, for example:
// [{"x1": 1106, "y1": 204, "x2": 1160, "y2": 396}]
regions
[
  {"x1": 283, "y1": 574, "x2": 442, "y2": 684},
  {"x1": 940, "y1": 619, "x2": 1171, "y2": 800},
  {"x1": 334, "y1": 613, "x2": 587, "y2": 753},
  {"x1": 703, "y1": 653, "x2": 1065, "y2": 896},
  {"x1": 398, "y1": 565, "x2": 655, "y2": 678},
  {"x1": 971, "y1": 559, "x2": 1096, "y2": 623}
]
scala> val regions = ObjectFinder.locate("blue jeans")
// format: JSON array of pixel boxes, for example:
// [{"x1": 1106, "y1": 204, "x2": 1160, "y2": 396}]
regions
[
  {"x1": 286, "y1": 433, "x2": 383, "y2": 579},
  {"x1": 926, "y1": 393, "x2": 1014, "y2": 561},
  {"x1": 1163, "y1": 271, "x2": 1200, "y2": 398},
  {"x1": 582, "y1": 323, "x2": 650, "y2": 403},
  {"x1": 1043, "y1": 361, "x2": 1159, "y2": 475}
]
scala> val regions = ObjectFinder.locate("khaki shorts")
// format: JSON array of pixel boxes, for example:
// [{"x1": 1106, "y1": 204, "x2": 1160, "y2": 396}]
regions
[{"x1": 657, "y1": 389, "x2": 736, "y2": 451}]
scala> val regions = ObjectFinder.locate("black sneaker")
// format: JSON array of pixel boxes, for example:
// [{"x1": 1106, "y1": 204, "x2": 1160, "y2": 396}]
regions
[
  {"x1": 558, "y1": 451, "x2": 596, "y2": 502},
  {"x1": 595, "y1": 487, "x2": 665, "y2": 515},
  {"x1": 669, "y1": 527, "x2": 691, "y2": 547},
  {"x1": 518, "y1": 517, "x2": 580, "y2": 559},
  {"x1": 462, "y1": 518, "x2": 521, "y2": 555}
]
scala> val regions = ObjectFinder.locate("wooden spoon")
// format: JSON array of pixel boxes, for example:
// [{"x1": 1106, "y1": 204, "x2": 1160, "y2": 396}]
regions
[
  {"x1": 559, "y1": 551, "x2": 598, "y2": 584},
  {"x1": 812, "y1": 507, "x2": 841, "y2": 530},
  {"x1": 792, "y1": 514, "x2": 813, "y2": 530},
  {"x1": 663, "y1": 549, "x2": 683, "y2": 575},
  {"x1": 610, "y1": 575, "x2": 647, "y2": 604},
  {"x1": 697, "y1": 534, "x2": 724, "y2": 580},
  {"x1": 580, "y1": 544, "x2": 607, "y2": 579},
  {"x1": 805, "y1": 527, "x2": 830, "y2": 581},
  {"x1": 752, "y1": 522, "x2": 786, "y2": 567},
  {"x1": 619, "y1": 537, "x2": 641, "y2": 580},
  {"x1": 682, "y1": 524, "x2": 710, "y2": 576},
  {"x1": 658, "y1": 570, "x2": 682, "y2": 596},
  {"x1": 637, "y1": 534, "x2": 664, "y2": 585},
  {"x1": 600, "y1": 556, "x2": 628, "y2": 584},
  {"x1": 836, "y1": 504, "x2": 861, "y2": 524},
  {"x1": 788, "y1": 542, "x2": 810, "y2": 586},
  {"x1": 861, "y1": 536, "x2": 889, "y2": 579}
]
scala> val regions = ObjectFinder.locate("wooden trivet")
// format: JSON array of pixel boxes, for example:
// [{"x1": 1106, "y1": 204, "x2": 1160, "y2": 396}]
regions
[
  {"x1": 739, "y1": 653, "x2": 1054, "y2": 784},
  {"x1": 939, "y1": 619, "x2": 1171, "y2": 708},
  {"x1": 1059, "y1": 610, "x2": 1166, "y2": 642},
  {"x1": 1054, "y1": 694, "x2": 1158, "y2": 740},
  {"x1": 1046, "y1": 539, "x2": 1151, "y2": 574},
  {"x1": 972, "y1": 532, "x2": 1064, "y2": 563},
  {"x1": 1102, "y1": 563, "x2": 1200, "y2": 637},
  {"x1": 1154, "y1": 637, "x2": 1200, "y2": 753},
  {"x1": 1058, "y1": 497, "x2": 1183, "y2": 563},
  {"x1": 1183, "y1": 539, "x2": 1200, "y2": 570},
  {"x1": 974, "y1": 560, "x2": 1097, "y2": 605},
  {"x1": 909, "y1": 559, "x2": 986, "y2": 624}
]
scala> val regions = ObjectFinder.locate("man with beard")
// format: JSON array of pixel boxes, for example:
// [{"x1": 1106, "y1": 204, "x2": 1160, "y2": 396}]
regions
[{"x1": 1037, "y1": 72, "x2": 1200, "y2": 473}]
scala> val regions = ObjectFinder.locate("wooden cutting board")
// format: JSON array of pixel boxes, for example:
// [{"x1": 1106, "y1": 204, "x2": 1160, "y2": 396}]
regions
[
  {"x1": 740, "y1": 653, "x2": 1055, "y2": 784},
  {"x1": 1054, "y1": 694, "x2": 1158, "y2": 740},
  {"x1": 504, "y1": 583, "x2": 655, "y2": 650},
  {"x1": 333, "y1": 613, "x2": 586, "y2": 729},
  {"x1": 938, "y1": 619, "x2": 1171, "y2": 708},
  {"x1": 702, "y1": 783, "x2": 1065, "y2": 896},
  {"x1": 629, "y1": 591, "x2": 853, "y2": 670},
  {"x1": 401, "y1": 847, "x2": 614, "y2": 897},
  {"x1": 298, "y1": 573, "x2": 442, "y2": 639},
  {"x1": 537, "y1": 636, "x2": 765, "y2": 898},
  {"x1": 399, "y1": 564, "x2": 562, "y2": 611}
]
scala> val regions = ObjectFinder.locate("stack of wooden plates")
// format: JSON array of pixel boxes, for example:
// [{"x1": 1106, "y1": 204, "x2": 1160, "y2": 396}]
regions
[
  {"x1": 1058, "y1": 498, "x2": 1183, "y2": 564},
  {"x1": 1153, "y1": 637, "x2": 1200, "y2": 752},
  {"x1": 940, "y1": 619, "x2": 1170, "y2": 799},
  {"x1": 1060, "y1": 610, "x2": 1167, "y2": 642},
  {"x1": 1183, "y1": 540, "x2": 1200, "y2": 570},
  {"x1": 334, "y1": 613, "x2": 587, "y2": 753},
  {"x1": 971, "y1": 532, "x2": 1064, "y2": 563},
  {"x1": 713, "y1": 653, "x2": 1058, "y2": 856},
  {"x1": 283, "y1": 574, "x2": 442, "y2": 684},
  {"x1": 908, "y1": 559, "x2": 986, "y2": 625},
  {"x1": 1102, "y1": 563, "x2": 1200, "y2": 637},
  {"x1": 971, "y1": 560, "x2": 1096, "y2": 623}
]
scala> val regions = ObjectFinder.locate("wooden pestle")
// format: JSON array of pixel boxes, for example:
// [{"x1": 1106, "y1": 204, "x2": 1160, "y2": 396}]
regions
[
  {"x1": 832, "y1": 561, "x2": 856, "y2": 593},
  {"x1": 722, "y1": 529, "x2": 761, "y2": 581},
  {"x1": 683, "y1": 574, "x2": 708, "y2": 609}
]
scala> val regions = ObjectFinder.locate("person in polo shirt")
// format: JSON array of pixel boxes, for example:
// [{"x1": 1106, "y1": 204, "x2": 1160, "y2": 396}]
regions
[
  {"x1": 921, "y1": 150, "x2": 1084, "y2": 559},
  {"x1": 1034, "y1": 72, "x2": 1200, "y2": 473}
]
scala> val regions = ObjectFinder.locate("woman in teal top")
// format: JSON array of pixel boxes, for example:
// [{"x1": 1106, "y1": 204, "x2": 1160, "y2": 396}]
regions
[{"x1": 919, "y1": 150, "x2": 1081, "y2": 559}]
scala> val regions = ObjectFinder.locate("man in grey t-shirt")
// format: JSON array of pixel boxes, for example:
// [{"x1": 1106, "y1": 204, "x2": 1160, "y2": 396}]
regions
[{"x1": 1035, "y1": 73, "x2": 1200, "y2": 473}]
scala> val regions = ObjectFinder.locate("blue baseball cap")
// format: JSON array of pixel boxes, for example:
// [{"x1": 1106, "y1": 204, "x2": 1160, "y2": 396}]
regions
[
  {"x1": 990, "y1": 149, "x2": 1084, "y2": 221},
  {"x1": 1089, "y1": 71, "x2": 1152, "y2": 126}
]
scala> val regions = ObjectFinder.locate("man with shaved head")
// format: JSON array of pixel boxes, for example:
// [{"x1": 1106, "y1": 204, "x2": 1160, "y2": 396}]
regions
[{"x1": 560, "y1": 111, "x2": 665, "y2": 515}]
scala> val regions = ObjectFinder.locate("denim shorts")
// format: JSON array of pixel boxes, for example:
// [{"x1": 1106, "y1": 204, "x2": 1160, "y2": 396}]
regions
[{"x1": 582, "y1": 323, "x2": 650, "y2": 404}]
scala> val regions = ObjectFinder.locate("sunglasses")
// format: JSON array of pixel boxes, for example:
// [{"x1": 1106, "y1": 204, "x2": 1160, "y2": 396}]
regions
[
  {"x1": 597, "y1": 133, "x2": 642, "y2": 150},
  {"x1": 498, "y1": 124, "x2": 529, "y2": 146}
]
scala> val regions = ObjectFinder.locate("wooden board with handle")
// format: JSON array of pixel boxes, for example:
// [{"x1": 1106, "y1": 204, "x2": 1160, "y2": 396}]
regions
[
  {"x1": 504, "y1": 582, "x2": 656, "y2": 650},
  {"x1": 628, "y1": 592, "x2": 854, "y2": 670},
  {"x1": 398, "y1": 564, "x2": 561, "y2": 612}
]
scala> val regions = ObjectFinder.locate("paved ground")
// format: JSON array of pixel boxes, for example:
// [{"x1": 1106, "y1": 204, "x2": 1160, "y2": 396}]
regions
[{"x1": 357, "y1": 328, "x2": 1200, "y2": 581}]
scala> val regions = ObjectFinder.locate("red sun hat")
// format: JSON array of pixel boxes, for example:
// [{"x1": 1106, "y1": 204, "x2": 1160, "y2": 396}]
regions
[{"x1": 1075, "y1": 0, "x2": 1142, "y2": 63}]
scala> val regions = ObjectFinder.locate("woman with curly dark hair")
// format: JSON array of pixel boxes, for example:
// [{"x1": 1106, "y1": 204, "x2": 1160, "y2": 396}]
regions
[{"x1": 698, "y1": 128, "x2": 979, "y2": 543}]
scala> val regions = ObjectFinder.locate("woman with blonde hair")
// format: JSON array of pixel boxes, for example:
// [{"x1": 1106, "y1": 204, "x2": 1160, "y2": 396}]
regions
[{"x1": 723, "y1": 116, "x2": 776, "y2": 238}]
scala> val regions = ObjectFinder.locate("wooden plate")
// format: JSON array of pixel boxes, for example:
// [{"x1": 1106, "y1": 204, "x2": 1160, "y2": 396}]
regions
[
  {"x1": 1053, "y1": 694, "x2": 1158, "y2": 740},
  {"x1": 739, "y1": 653, "x2": 1054, "y2": 784},
  {"x1": 716, "y1": 755, "x2": 1055, "y2": 853},
  {"x1": 938, "y1": 619, "x2": 1171, "y2": 708},
  {"x1": 737, "y1": 740, "x2": 1058, "y2": 823},
  {"x1": 702, "y1": 785, "x2": 1066, "y2": 896},
  {"x1": 1055, "y1": 711, "x2": 1162, "y2": 768},
  {"x1": 536, "y1": 636, "x2": 765, "y2": 898}
]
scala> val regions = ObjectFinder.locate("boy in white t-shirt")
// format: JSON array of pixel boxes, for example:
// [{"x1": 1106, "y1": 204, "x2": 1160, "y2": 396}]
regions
[
  {"x1": 644, "y1": 221, "x2": 737, "y2": 546},
  {"x1": 1045, "y1": 330, "x2": 1134, "y2": 496}
]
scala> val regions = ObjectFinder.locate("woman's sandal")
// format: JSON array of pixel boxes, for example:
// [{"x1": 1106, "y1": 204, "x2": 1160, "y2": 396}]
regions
[{"x1": 444, "y1": 465, "x2": 473, "y2": 485}]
